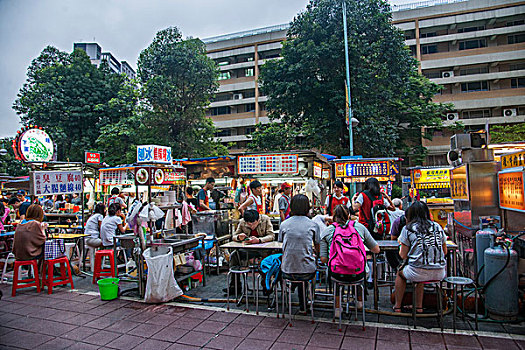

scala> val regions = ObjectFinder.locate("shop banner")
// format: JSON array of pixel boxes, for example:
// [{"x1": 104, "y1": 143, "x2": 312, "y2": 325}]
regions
[
  {"x1": 238, "y1": 154, "x2": 298, "y2": 174},
  {"x1": 135, "y1": 166, "x2": 186, "y2": 186},
  {"x1": 322, "y1": 169, "x2": 330, "y2": 180},
  {"x1": 32, "y1": 170, "x2": 83, "y2": 196},
  {"x1": 85, "y1": 152, "x2": 101, "y2": 164},
  {"x1": 336, "y1": 161, "x2": 390, "y2": 178},
  {"x1": 137, "y1": 145, "x2": 172, "y2": 164},
  {"x1": 501, "y1": 150, "x2": 525, "y2": 170},
  {"x1": 313, "y1": 161, "x2": 322, "y2": 179},
  {"x1": 450, "y1": 165, "x2": 469, "y2": 200},
  {"x1": 413, "y1": 168, "x2": 451, "y2": 189},
  {"x1": 498, "y1": 169, "x2": 525, "y2": 212}
]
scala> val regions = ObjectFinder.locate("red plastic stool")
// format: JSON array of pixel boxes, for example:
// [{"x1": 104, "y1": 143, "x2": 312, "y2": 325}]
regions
[
  {"x1": 12, "y1": 260, "x2": 41, "y2": 297},
  {"x1": 42, "y1": 256, "x2": 74, "y2": 294},
  {"x1": 93, "y1": 250, "x2": 116, "y2": 284}
]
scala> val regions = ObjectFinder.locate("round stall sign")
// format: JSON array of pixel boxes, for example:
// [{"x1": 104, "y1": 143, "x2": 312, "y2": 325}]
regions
[{"x1": 18, "y1": 128, "x2": 54, "y2": 162}]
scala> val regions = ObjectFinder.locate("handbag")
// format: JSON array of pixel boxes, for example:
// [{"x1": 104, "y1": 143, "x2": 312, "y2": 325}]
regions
[{"x1": 45, "y1": 239, "x2": 66, "y2": 260}]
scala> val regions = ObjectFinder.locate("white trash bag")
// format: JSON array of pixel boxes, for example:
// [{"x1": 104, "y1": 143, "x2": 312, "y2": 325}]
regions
[{"x1": 143, "y1": 246, "x2": 183, "y2": 303}]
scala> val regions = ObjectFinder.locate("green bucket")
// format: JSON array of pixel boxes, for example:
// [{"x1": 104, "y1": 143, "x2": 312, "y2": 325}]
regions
[{"x1": 97, "y1": 278, "x2": 120, "y2": 300}]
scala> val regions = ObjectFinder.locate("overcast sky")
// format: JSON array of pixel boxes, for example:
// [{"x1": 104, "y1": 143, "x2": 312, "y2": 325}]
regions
[{"x1": 0, "y1": 0, "x2": 414, "y2": 138}]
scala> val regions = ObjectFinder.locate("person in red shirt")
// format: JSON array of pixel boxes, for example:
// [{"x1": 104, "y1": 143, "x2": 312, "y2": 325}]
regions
[
  {"x1": 278, "y1": 182, "x2": 292, "y2": 222},
  {"x1": 325, "y1": 181, "x2": 350, "y2": 216}
]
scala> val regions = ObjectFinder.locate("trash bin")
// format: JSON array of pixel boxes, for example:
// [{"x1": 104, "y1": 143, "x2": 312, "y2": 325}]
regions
[{"x1": 143, "y1": 246, "x2": 183, "y2": 303}]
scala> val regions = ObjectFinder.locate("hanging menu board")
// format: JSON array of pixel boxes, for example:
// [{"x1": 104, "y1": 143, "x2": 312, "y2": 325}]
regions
[
  {"x1": 335, "y1": 161, "x2": 390, "y2": 178},
  {"x1": 498, "y1": 169, "x2": 525, "y2": 212},
  {"x1": 238, "y1": 154, "x2": 298, "y2": 175},
  {"x1": 31, "y1": 170, "x2": 83, "y2": 196},
  {"x1": 100, "y1": 168, "x2": 134, "y2": 186}
]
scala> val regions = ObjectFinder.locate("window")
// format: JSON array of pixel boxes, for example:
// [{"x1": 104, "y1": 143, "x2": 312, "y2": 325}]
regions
[
  {"x1": 423, "y1": 71, "x2": 441, "y2": 79},
  {"x1": 507, "y1": 20, "x2": 525, "y2": 27},
  {"x1": 459, "y1": 66, "x2": 489, "y2": 76},
  {"x1": 508, "y1": 34, "x2": 525, "y2": 45},
  {"x1": 216, "y1": 129, "x2": 232, "y2": 137},
  {"x1": 245, "y1": 127, "x2": 256, "y2": 135},
  {"x1": 459, "y1": 39, "x2": 486, "y2": 50},
  {"x1": 510, "y1": 63, "x2": 525, "y2": 71},
  {"x1": 511, "y1": 78, "x2": 525, "y2": 88},
  {"x1": 420, "y1": 32, "x2": 436, "y2": 38},
  {"x1": 421, "y1": 44, "x2": 438, "y2": 54},
  {"x1": 458, "y1": 25, "x2": 485, "y2": 33},
  {"x1": 461, "y1": 110, "x2": 491, "y2": 119},
  {"x1": 461, "y1": 81, "x2": 489, "y2": 92},
  {"x1": 210, "y1": 106, "x2": 231, "y2": 116},
  {"x1": 245, "y1": 68, "x2": 254, "y2": 77},
  {"x1": 218, "y1": 72, "x2": 231, "y2": 80},
  {"x1": 246, "y1": 103, "x2": 256, "y2": 112}
]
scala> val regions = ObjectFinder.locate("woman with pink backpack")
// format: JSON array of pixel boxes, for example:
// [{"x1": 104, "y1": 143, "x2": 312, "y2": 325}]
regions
[{"x1": 320, "y1": 205, "x2": 380, "y2": 313}]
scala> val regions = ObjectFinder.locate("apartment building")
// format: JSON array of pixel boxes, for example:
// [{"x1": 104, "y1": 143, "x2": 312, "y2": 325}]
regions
[
  {"x1": 205, "y1": 0, "x2": 525, "y2": 160},
  {"x1": 73, "y1": 43, "x2": 137, "y2": 79}
]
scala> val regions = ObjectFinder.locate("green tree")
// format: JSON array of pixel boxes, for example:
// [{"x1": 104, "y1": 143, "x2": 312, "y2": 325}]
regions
[
  {"x1": 13, "y1": 46, "x2": 138, "y2": 162},
  {"x1": 0, "y1": 138, "x2": 29, "y2": 177},
  {"x1": 137, "y1": 27, "x2": 227, "y2": 158},
  {"x1": 249, "y1": 0, "x2": 450, "y2": 158},
  {"x1": 490, "y1": 123, "x2": 525, "y2": 143}
]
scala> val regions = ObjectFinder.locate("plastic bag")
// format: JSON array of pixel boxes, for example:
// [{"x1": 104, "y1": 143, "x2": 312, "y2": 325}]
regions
[
  {"x1": 143, "y1": 246, "x2": 183, "y2": 303},
  {"x1": 150, "y1": 203, "x2": 165, "y2": 221}
]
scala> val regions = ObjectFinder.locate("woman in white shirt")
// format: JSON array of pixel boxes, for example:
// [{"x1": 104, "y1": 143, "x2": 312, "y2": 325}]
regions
[
  {"x1": 85, "y1": 203, "x2": 106, "y2": 248},
  {"x1": 100, "y1": 203, "x2": 126, "y2": 248}
]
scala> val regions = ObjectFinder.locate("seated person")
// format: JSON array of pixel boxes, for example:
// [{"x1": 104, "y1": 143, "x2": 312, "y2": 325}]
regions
[
  {"x1": 100, "y1": 203, "x2": 126, "y2": 249},
  {"x1": 320, "y1": 205, "x2": 379, "y2": 311},
  {"x1": 393, "y1": 201, "x2": 447, "y2": 313},
  {"x1": 226, "y1": 210, "x2": 274, "y2": 293},
  {"x1": 85, "y1": 203, "x2": 106, "y2": 248},
  {"x1": 13, "y1": 204, "x2": 47, "y2": 269},
  {"x1": 279, "y1": 194, "x2": 320, "y2": 313}
]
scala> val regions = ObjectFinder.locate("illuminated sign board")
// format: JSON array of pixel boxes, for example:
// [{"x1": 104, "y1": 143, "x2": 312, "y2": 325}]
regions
[
  {"x1": 13, "y1": 127, "x2": 54, "y2": 163},
  {"x1": 31, "y1": 170, "x2": 83, "y2": 195},
  {"x1": 501, "y1": 150, "x2": 525, "y2": 170},
  {"x1": 85, "y1": 152, "x2": 101, "y2": 164},
  {"x1": 238, "y1": 154, "x2": 298, "y2": 175},
  {"x1": 450, "y1": 165, "x2": 469, "y2": 200},
  {"x1": 135, "y1": 166, "x2": 186, "y2": 186},
  {"x1": 137, "y1": 145, "x2": 172, "y2": 164},
  {"x1": 412, "y1": 168, "x2": 451, "y2": 189},
  {"x1": 336, "y1": 161, "x2": 390, "y2": 178},
  {"x1": 498, "y1": 169, "x2": 525, "y2": 212}
]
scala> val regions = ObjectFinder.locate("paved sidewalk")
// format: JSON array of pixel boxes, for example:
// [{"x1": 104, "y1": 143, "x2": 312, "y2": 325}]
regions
[{"x1": 1, "y1": 285, "x2": 524, "y2": 350}]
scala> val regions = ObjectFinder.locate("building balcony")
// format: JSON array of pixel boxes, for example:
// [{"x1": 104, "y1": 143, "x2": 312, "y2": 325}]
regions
[
  {"x1": 433, "y1": 87, "x2": 525, "y2": 109},
  {"x1": 212, "y1": 116, "x2": 271, "y2": 129},
  {"x1": 442, "y1": 113, "x2": 525, "y2": 127},
  {"x1": 421, "y1": 45, "x2": 525, "y2": 69},
  {"x1": 210, "y1": 111, "x2": 256, "y2": 121},
  {"x1": 432, "y1": 69, "x2": 525, "y2": 85},
  {"x1": 214, "y1": 134, "x2": 251, "y2": 143},
  {"x1": 218, "y1": 80, "x2": 256, "y2": 93}
]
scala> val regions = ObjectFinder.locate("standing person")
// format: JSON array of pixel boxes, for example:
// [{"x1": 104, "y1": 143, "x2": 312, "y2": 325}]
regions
[
  {"x1": 71, "y1": 193, "x2": 82, "y2": 205},
  {"x1": 272, "y1": 189, "x2": 283, "y2": 214},
  {"x1": 0, "y1": 202, "x2": 11, "y2": 232},
  {"x1": 185, "y1": 187, "x2": 199, "y2": 210},
  {"x1": 279, "y1": 194, "x2": 320, "y2": 313},
  {"x1": 85, "y1": 203, "x2": 106, "y2": 248},
  {"x1": 352, "y1": 177, "x2": 395, "y2": 239},
  {"x1": 238, "y1": 180, "x2": 263, "y2": 215},
  {"x1": 108, "y1": 188, "x2": 127, "y2": 210},
  {"x1": 100, "y1": 203, "x2": 126, "y2": 248},
  {"x1": 16, "y1": 190, "x2": 31, "y2": 220},
  {"x1": 197, "y1": 177, "x2": 215, "y2": 211},
  {"x1": 389, "y1": 198, "x2": 405, "y2": 222},
  {"x1": 325, "y1": 181, "x2": 350, "y2": 216},
  {"x1": 393, "y1": 201, "x2": 447, "y2": 313},
  {"x1": 278, "y1": 183, "x2": 292, "y2": 222},
  {"x1": 12, "y1": 204, "x2": 47, "y2": 266}
]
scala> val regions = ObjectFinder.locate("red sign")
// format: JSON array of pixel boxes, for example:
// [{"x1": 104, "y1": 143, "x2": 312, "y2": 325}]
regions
[{"x1": 85, "y1": 152, "x2": 101, "y2": 164}]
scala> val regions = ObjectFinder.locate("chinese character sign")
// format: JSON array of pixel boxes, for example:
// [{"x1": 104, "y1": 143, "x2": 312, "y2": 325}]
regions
[
  {"x1": 85, "y1": 152, "x2": 101, "y2": 164},
  {"x1": 501, "y1": 150, "x2": 525, "y2": 170},
  {"x1": 498, "y1": 171, "x2": 525, "y2": 212},
  {"x1": 335, "y1": 161, "x2": 390, "y2": 178},
  {"x1": 450, "y1": 165, "x2": 469, "y2": 200},
  {"x1": 238, "y1": 154, "x2": 298, "y2": 174},
  {"x1": 137, "y1": 145, "x2": 172, "y2": 164},
  {"x1": 32, "y1": 171, "x2": 83, "y2": 196}
]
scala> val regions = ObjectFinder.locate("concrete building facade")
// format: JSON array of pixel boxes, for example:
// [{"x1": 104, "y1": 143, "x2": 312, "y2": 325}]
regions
[
  {"x1": 73, "y1": 43, "x2": 136, "y2": 79},
  {"x1": 203, "y1": 0, "x2": 525, "y2": 163}
]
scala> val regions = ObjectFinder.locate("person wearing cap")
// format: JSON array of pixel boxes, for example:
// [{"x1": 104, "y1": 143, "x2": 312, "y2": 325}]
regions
[
  {"x1": 278, "y1": 182, "x2": 292, "y2": 222},
  {"x1": 325, "y1": 181, "x2": 350, "y2": 216}
]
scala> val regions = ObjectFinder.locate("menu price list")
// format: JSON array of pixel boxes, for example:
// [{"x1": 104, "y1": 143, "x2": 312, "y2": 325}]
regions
[{"x1": 238, "y1": 154, "x2": 298, "y2": 174}]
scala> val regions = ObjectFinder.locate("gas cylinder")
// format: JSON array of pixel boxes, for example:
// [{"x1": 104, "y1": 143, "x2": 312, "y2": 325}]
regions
[
  {"x1": 484, "y1": 245, "x2": 518, "y2": 320},
  {"x1": 475, "y1": 230, "x2": 493, "y2": 285}
]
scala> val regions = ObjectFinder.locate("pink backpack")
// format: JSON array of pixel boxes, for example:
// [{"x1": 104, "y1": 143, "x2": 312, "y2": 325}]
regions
[{"x1": 328, "y1": 221, "x2": 367, "y2": 276}]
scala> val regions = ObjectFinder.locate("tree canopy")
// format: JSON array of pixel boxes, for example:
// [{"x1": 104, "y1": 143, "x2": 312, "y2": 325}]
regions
[
  {"x1": 13, "y1": 46, "x2": 137, "y2": 162},
  {"x1": 249, "y1": 0, "x2": 450, "y2": 158},
  {"x1": 490, "y1": 123, "x2": 525, "y2": 143},
  {"x1": 137, "y1": 27, "x2": 227, "y2": 158}
]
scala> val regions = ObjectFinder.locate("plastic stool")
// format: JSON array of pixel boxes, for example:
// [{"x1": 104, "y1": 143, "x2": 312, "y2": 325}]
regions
[
  {"x1": 93, "y1": 250, "x2": 116, "y2": 284},
  {"x1": 282, "y1": 276, "x2": 315, "y2": 326},
  {"x1": 411, "y1": 280, "x2": 444, "y2": 330},
  {"x1": 226, "y1": 266, "x2": 250, "y2": 311},
  {"x1": 12, "y1": 260, "x2": 41, "y2": 296},
  {"x1": 332, "y1": 277, "x2": 366, "y2": 331},
  {"x1": 42, "y1": 256, "x2": 74, "y2": 294}
]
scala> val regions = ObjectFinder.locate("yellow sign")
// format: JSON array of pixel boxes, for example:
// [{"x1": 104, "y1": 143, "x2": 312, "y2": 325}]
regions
[
  {"x1": 313, "y1": 161, "x2": 322, "y2": 179},
  {"x1": 450, "y1": 165, "x2": 469, "y2": 200},
  {"x1": 502, "y1": 150, "x2": 525, "y2": 169},
  {"x1": 498, "y1": 170, "x2": 525, "y2": 212},
  {"x1": 413, "y1": 168, "x2": 450, "y2": 183}
]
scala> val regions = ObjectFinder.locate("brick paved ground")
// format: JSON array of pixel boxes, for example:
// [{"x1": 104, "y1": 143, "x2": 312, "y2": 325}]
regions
[{"x1": 1, "y1": 283, "x2": 524, "y2": 350}]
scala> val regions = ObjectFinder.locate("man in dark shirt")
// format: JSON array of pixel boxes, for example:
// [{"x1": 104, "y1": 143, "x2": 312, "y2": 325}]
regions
[
  {"x1": 16, "y1": 191, "x2": 31, "y2": 220},
  {"x1": 197, "y1": 177, "x2": 215, "y2": 211}
]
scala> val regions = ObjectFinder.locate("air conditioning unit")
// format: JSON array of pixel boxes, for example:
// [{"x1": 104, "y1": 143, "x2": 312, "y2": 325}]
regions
[
  {"x1": 442, "y1": 71, "x2": 454, "y2": 78},
  {"x1": 446, "y1": 112, "x2": 459, "y2": 122},
  {"x1": 233, "y1": 93, "x2": 243, "y2": 100},
  {"x1": 503, "y1": 108, "x2": 517, "y2": 117}
]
